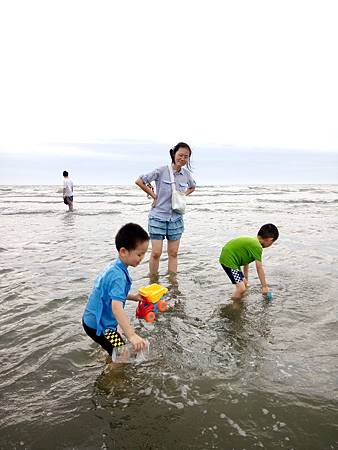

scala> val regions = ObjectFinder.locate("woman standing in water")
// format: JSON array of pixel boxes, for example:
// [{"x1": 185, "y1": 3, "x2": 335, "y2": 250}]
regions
[{"x1": 135, "y1": 142, "x2": 196, "y2": 278}]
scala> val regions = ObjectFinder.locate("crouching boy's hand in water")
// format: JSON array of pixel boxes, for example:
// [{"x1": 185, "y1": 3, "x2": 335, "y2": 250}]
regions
[
  {"x1": 261, "y1": 285, "x2": 269, "y2": 295},
  {"x1": 112, "y1": 300, "x2": 147, "y2": 352},
  {"x1": 129, "y1": 333, "x2": 148, "y2": 352},
  {"x1": 255, "y1": 261, "x2": 270, "y2": 296}
]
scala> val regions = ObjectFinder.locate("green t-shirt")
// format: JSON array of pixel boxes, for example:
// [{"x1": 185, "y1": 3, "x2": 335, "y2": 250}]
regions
[{"x1": 219, "y1": 236, "x2": 263, "y2": 270}]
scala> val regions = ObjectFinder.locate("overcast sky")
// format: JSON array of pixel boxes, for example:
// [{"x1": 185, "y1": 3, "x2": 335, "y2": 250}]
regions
[{"x1": 0, "y1": 0, "x2": 337, "y2": 184}]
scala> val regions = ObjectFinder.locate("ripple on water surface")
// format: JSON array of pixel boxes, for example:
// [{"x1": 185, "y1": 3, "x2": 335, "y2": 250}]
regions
[{"x1": 0, "y1": 184, "x2": 337, "y2": 450}]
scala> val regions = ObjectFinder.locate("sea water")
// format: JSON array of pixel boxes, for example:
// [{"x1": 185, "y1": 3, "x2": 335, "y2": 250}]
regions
[{"x1": 0, "y1": 184, "x2": 337, "y2": 450}]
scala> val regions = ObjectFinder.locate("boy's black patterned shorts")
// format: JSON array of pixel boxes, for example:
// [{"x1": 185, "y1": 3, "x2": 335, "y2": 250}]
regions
[
  {"x1": 82, "y1": 320, "x2": 125, "y2": 356},
  {"x1": 104, "y1": 329, "x2": 125, "y2": 348},
  {"x1": 221, "y1": 264, "x2": 245, "y2": 284}
]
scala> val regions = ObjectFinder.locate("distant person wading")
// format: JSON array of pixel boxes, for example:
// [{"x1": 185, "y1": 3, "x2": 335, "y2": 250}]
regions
[
  {"x1": 135, "y1": 142, "x2": 196, "y2": 277},
  {"x1": 62, "y1": 171, "x2": 74, "y2": 212}
]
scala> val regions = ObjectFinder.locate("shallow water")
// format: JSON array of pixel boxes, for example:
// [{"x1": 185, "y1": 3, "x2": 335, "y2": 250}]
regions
[{"x1": 0, "y1": 184, "x2": 337, "y2": 450}]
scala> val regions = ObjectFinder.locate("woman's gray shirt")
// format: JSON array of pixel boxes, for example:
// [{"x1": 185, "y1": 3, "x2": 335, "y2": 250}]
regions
[{"x1": 140, "y1": 165, "x2": 196, "y2": 220}]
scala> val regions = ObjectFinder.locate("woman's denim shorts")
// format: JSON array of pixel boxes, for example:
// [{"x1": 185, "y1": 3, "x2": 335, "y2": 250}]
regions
[{"x1": 148, "y1": 216, "x2": 184, "y2": 241}]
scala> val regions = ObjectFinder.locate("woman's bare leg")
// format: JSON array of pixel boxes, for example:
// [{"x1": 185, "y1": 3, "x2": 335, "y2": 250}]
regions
[
  {"x1": 167, "y1": 239, "x2": 181, "y2": 274},
  {"x1": 149, "y1": 239, "x2": 163, "y2": 275}
]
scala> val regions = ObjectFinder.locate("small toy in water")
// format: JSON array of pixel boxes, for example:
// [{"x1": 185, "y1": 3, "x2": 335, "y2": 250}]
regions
[
  {"x1": 266, "y1": 291, "x2": 273, "y2": 301},
  {"x1": 136, "y1": 284, "x2": 169, "y2": 323}
]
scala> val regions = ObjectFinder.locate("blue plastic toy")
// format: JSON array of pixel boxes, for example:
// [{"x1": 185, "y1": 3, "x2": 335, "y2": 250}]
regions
[{"x1": 266, "y1": 291, "x2": 273, "y2": 301}]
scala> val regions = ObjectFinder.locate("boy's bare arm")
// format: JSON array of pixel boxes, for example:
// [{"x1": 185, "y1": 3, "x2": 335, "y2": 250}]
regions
[
  {"x1": 255, "y1": 261, "x2": 269, "y2": 294},
  {"x1": 111, "y1": 300, "x2": 146, "y2": 350},
  {"x1": 127, "y1": 292, "x2": 141, "y2": 302},
  {"x1": 243, "y1": 264, "x2": 249, "y2": 287}
]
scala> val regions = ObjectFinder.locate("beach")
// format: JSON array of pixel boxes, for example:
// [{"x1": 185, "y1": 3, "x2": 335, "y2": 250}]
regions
[{"x1": 0, "y1": 184, "x2": 337, "y2": 450}]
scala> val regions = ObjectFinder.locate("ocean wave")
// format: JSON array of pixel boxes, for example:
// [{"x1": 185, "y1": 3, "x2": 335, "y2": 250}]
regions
[
  {"x1": 1, "y1": 210, "x2": 59, "y2": 216},
  {"x1": 0, "y1": 268, "x2": 13, "y2": 275},
  {"x1": 72, "y1": 211, "x2": 122, "y2": 216},
  {"x1": 1, "y1": 200, "x2": 62, "y2": 204},
  {"x1": 257, "y1": 199, "x2": 338, "y2": 204}
]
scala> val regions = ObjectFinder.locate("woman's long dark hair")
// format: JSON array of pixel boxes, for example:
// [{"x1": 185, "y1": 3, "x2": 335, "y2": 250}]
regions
[{"x1": 169, "y1": 142, "x2": 192, "y2": 171}]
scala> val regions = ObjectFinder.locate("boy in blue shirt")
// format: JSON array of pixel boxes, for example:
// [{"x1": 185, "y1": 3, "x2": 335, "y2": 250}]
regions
[{"x1": 82, "y1": 223, "x2": 149, "y2": 356}]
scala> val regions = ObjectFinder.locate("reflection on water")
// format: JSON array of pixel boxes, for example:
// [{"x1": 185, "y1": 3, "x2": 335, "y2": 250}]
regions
[
  {"x1": 95, "y1": 362, "x2": 132, "y2": 395},
  {"x1": 0, "y1": 184, "x2": 337, "y2": 450},
  {"x1": 61, "y1": 210, "x2": 76, "y2": 225},
  {"x1": 220, "y1": 300, "x2": 245, "y2": 320}
]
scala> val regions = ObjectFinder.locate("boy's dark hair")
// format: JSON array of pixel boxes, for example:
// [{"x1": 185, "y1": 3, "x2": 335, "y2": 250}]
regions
[
  {"x1": 63, "y1": 171, "x2": 68, "y2": 177},
  {"x1": 258, "y1": 223, "x2": 279, "y2": 241},
  {"x1": 169, "y1": 142, "x2": 192, "y2": 171},
  {"x1": 115, "y1": 223, "x2": 149, "y2": 251}
]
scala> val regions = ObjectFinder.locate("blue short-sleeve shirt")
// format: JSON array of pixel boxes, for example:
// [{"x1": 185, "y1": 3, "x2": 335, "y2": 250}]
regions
[
  {"x1": 82, "y1": 258, "x2": 132, "y2": 336},
  {"x1": 140, "y1": 165, "x2": 196, "y2": 220}
]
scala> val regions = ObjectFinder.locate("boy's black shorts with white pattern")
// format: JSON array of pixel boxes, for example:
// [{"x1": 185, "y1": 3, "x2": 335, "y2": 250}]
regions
[
  {"x1": 221, "y1": 264, "x2": 245, "y2": 284},
  {"x1": 82, "y1": 320, "x2": 125, "y2": 356}
]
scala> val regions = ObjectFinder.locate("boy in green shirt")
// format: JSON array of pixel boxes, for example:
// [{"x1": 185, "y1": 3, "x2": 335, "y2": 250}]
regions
[{"x1": 219, "y1": 223, "x2": 279, "y2": 300}]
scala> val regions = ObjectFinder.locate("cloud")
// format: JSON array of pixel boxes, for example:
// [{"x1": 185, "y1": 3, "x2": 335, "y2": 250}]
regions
[{"x1": 1, "y1": 140, "x2": 337, "y2": 184}]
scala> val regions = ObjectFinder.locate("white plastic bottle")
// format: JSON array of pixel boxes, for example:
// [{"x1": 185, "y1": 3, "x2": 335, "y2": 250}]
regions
[{"x1": 111, "y1": 340, "x2": 150, "y2": 364}]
